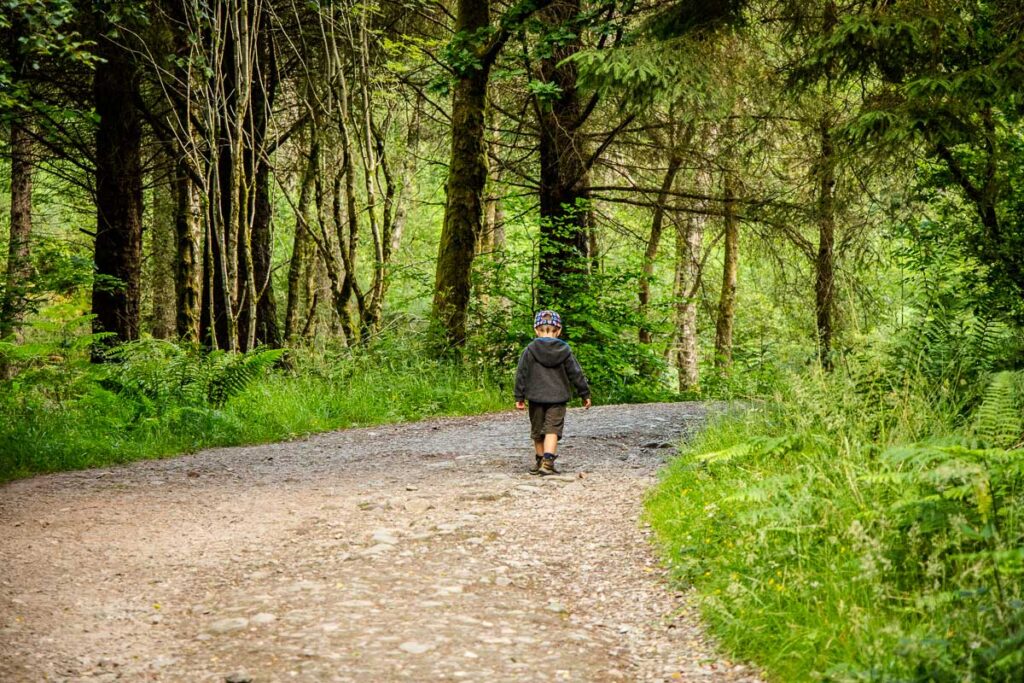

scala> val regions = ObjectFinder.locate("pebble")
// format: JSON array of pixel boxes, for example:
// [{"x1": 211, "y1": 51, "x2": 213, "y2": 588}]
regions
[
  {"x1": 404, "y1": 500, "x2": 432, "y2": 514},
  {"x1": 251, "y1": 613, "x2": 277, "y2": 625},
  {"x1": 208, "y1": 617, "x2": 249, "y2": 634},
  {"x1": 398, "y1": 641, "x2": 434, "y2": 654},
  {"x1": 370, "y1": 529, "x2": 399, "y2": 545}
]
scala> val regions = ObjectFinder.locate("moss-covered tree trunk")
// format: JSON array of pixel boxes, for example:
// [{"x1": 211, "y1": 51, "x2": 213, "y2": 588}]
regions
[
  {"x1": 175, "y1": 164, "x2": 202, "y2": 343},
  {"x1": 149, "y1": 170, "x2": 177, "y2": 339},
  {"x1": 430, "y1": 0, "x2": 492, "y2": 349}
]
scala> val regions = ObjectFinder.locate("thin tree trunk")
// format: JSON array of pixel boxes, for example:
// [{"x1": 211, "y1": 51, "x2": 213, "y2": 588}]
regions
[
  {"x1": 91, "y1": 25, "x2": 144, "y2": 360},
  {"x1": 149, "y1": 173, "x2": 177, "y2": 339},
  {"x1": 639, "y1": 155, "x2": 682, "y2": 345},
  {"x1": 207, "y1": 13, "x2": 239, "y2": 352},
  {"x1": 355, "y1": 15, "x2": 384, "y2": 340},
  {"x1": 249, "y1": 11, "x2": 280, "y2": 349},
  {"x1": 675, "y1": 212, "x2": 704, "y2": 392},
  {"x1": 335, "y1": 72, "x2": 363, "y2": 340},
  {"x1": 1, "y1": 121, "x2": 33, "y2": 346},
  {"x1": 285, "y1": 142, "x2": 317, "y2": 344},
  {"x1": 714, "y1": 168, "x2": 738, "y2": 368},
  {"x1": 815, "y1": 118, "x2": 836, "y2": 369},
  {"x1": 175, "y1": 164, "x2": 202, "y2": 342}
]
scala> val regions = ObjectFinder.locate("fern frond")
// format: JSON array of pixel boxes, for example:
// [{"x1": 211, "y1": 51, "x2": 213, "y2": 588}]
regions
[
  {"x1": 206, "y1": 348, "x2": 285, "y2": 407},
  {"x1": 973, "y1": 371, "x2": 1024, "y2": 449}
]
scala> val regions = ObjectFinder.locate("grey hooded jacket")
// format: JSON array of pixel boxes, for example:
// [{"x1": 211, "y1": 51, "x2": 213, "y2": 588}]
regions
[{"x1": 514, "y1": 337, "x2": 590, "y2": 404}]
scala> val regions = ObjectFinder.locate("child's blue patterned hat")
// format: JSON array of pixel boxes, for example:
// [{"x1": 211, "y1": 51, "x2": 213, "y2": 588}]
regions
[{"x1": 534, "y1": 310, "x2": 562, "y2": 329}]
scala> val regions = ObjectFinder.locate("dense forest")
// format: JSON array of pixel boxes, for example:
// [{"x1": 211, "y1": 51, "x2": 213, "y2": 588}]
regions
[{"x1": 1, "y1": 0, "x2": 1023, "y2": 680}]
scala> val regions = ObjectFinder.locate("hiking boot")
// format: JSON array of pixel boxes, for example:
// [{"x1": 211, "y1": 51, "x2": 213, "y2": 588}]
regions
[
  {"x1": 528, "y1": 455, "x2": 542, "y2": 476},
  {"x1": 539, "y1": 456, "x2": 560, "y2": 475}
]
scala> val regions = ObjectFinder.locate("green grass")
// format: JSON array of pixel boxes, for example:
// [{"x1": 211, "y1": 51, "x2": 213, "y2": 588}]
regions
[
  {"x1": 0, "y1": 345, "x2": 508, "y2": 482},
  {"x1": 645, "y1": 366, "x2": 1024, "y2": 682}
]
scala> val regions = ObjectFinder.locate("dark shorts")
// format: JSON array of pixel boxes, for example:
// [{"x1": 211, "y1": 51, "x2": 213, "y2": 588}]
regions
[{"x1": 528, "y1": 402, "x2": 566, "y2": 441}]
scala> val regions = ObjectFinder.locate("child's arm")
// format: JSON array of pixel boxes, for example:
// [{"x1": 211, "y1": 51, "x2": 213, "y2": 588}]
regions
[
  {"x1": 514, "y1": 349, "x2": 531, "y2": 405},
  {"x1": 565, "y1": 353, "x2": 591, "y2": 405}
]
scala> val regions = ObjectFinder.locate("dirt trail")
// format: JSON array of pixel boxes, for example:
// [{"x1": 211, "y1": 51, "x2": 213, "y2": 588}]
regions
[{"x1": 0, "y1": 403, "x2": 759, "y2": 682}]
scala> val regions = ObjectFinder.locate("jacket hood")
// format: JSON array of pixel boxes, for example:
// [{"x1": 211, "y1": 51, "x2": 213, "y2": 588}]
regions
[{"x1": 527, "y1": 337, "x2": 571, "y2": 368}]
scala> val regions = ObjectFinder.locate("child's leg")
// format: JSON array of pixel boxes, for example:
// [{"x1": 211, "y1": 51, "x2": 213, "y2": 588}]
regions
[
  {"x1": 543, "y1": 433, "x2": 558, "y2": 456},
  {"x1": 534, "y1": 440, "x2": 544, "y2": 457}
]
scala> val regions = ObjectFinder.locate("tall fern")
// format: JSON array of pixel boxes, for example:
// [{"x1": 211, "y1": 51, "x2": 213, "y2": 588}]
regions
[
  {"x1": 206, "y1": 348, "x2": 285, "y2": 407},
  {"x1": 973, "y1": 370, "x2": 1024, "y2": 448},
  {"x1": 102, "y1": 341, "x2": 285, "y2": 411}
]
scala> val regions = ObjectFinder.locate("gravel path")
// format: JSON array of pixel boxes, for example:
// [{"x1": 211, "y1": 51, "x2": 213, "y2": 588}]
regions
[{"x1": 0, "y1": 403, "x2": 759, "y2": 682}]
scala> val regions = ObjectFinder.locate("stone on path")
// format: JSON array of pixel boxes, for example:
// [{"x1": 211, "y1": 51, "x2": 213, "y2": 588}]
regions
[
  {"x1": 208, "y1": 617, "x2": 249, "y2": 634},
  {"x1": 398, "y1": 641, "x2": 434, "y2": 654},
  {"x1": 371, "y1": 528, "x2": 399, "y2": 545}
]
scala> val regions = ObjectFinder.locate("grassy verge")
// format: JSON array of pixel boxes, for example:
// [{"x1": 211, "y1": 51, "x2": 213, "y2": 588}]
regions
[
  {"x1": 0, "y1": 342, "x2": 507, "y2": 482},
  {"x1": 646, "y1": 367, "x2": 1024, "y2": 682}
]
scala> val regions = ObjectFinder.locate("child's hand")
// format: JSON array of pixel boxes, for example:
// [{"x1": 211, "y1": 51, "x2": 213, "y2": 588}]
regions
[
  {"x1": 515, "y1": 401, "x2": 526, "y2": 411},
  {"x1": 583, "y1": 398, "x2": 592, "y2": 409}
]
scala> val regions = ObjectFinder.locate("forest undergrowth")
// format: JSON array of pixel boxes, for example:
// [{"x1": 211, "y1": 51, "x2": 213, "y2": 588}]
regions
[
  {"x1": 0, "y1": 333, "x2": 511, "y2": 482},
  {"x1": 647, "y1": 307, "x2": 1024, "y2": 682}
]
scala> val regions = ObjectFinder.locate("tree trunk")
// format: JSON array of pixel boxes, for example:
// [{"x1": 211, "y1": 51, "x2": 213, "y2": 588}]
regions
[
  {"x1": 431, "y1": 0, "x2": 492, "y2": 350},
  {"x1": 285, "y1": 140, "x2": 317, "y2": 343},
  {"x1": 815, "y1": 118, "x2": 836, "y2": 369},
  {"x1": 1, "y1": 121, "x2": 33, "y2": 345},
  {"x1": 149, "y1": 173, "x2": 177, "y2": 339},
  {"x1": 536, "y1": 0, "x2": 590, "y2": 310},
  {"x1": 248, "y1": 12, "x2": 280, "y2": 349},
  {"x1": 639, "y1": 155, "x2": 682, "y2": 345},
  {"x1": 175, "y1": 164, "x2": 202, "y2": 342},
  {"x1": 205, "y1": 6, "x2": 241, "y2": 352},
  {"x1": 675, "y1": 211, "x2": 705, "y2": 393},
  {"x1": 714, "y1": 169, "x2": 738, "y2": 368},
  {"x1": 91, "y1": 25, "x2": 143, "y2": 360}
]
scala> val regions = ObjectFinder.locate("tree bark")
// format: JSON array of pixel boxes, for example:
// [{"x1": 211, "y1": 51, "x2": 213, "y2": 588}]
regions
[
  {"x1": 91, "y1": 24, "x2": 144, "y2": 360},
  {"x1": 1, "y1": 121, "x2": 34, "y2": 345},
  {"x1": 431, "y1": 0, "x2": 492, "y2": 350},
  {"x1": 714, "y1": 168, "x2": 738, "y2": 368},
  {"x1": 537, "y1": 0, "x2": 591, "y2": 309},
  {"x1": 815, "y1": 118, "x2": 836, "y2": 369},
  {"x1": 149, "y1": 173, "x2": 177, "y2": 339},
  {"x1": 675, "y1": 211, "x2": 704, "y2": 393},
  {"x1": 175, "y1": 164, "x2": 202, "y2": 342},
  {"x1": 639, "y1": 155, "x2": 682, "y2": 345},
  {"x1": 248, "y1": 10, "x2": 280, "y2": 349},
  {"x1": 285, "y1": 140, "x2": 317, "y2": 343},
  {"x1": 0, "y1": 2, "x2": 33, "y2": 351}
]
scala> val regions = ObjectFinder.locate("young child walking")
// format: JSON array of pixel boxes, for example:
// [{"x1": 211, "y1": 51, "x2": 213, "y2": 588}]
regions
[{"x1": 514, "y1": 310, "x2": 591, "y2": 475}]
